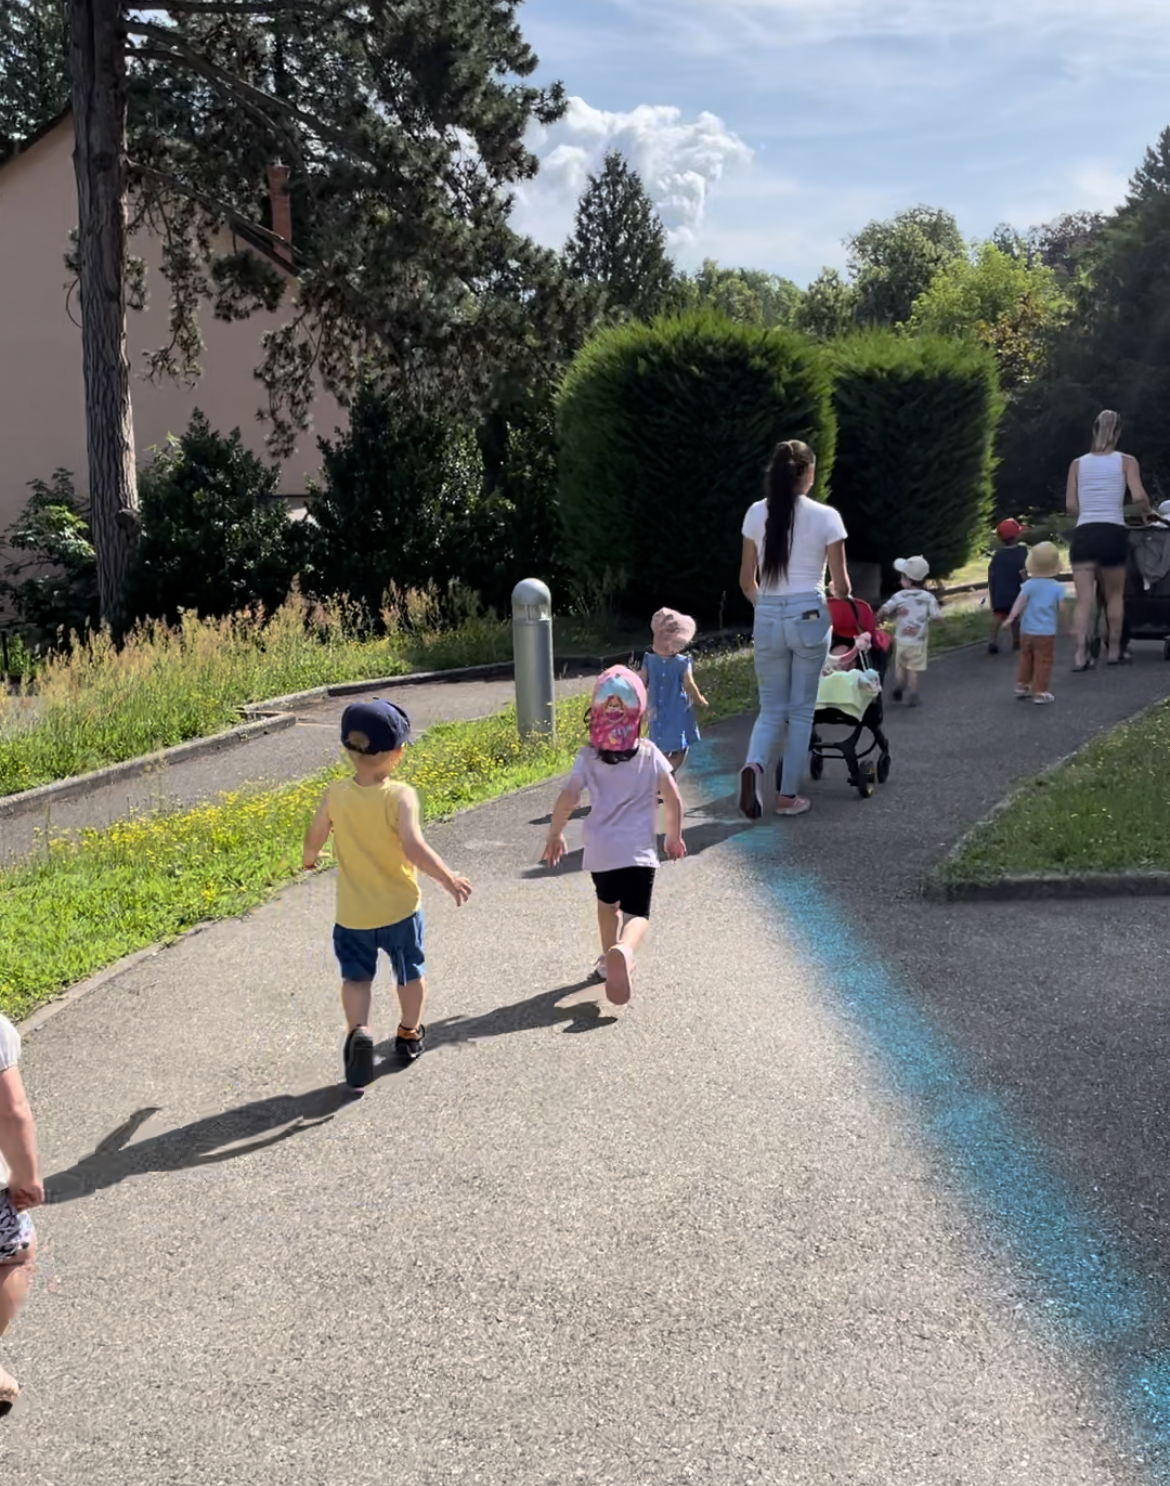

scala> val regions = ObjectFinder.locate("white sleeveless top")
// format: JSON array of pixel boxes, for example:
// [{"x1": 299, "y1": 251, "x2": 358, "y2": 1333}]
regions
[{"x1": 1077, "y1": 452, "x2": 1126, "y2": 527}]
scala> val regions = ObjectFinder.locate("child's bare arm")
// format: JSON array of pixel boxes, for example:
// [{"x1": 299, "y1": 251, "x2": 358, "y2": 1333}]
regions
[
  {"x1": 683, "y1": 668, "x2": 708, "y2": 707},
  {"x1": 302, "y1": 794, "x2": 332, "y2": 869},
  {"x1": 542, "y1": 785, "x2": 582, "y2": 867},
  {"x1": 397, "y1": 788, "x2": 472, "y2": 905},
  {"x1": 0, "y1": 1064, "x2": 41, "y2": 1210},
  {"x1": 1003, "y1": 593, "x2": 1027, "y2": 629},
  {"x1": 661, "y1": 770, "x2": 687, "y2": 860}
]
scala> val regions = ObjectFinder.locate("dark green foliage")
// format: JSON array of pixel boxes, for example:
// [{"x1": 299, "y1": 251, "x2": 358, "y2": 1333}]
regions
[
  {"x1": 829, "y1": 333, "x2": 1003, "y2": 585},
  {"x1": 848, "y1": 206, "x2": 966, "y2": 328},
  {"x1": 310, "y1": 391, "x2": 479, "y2": 623},
  {"x1": 0, "y1": 470, "x2": 98, "y2": 642},
  {"x1": 994, "y1": 127, "x2": 1170, "y2": 517},
  {"x1": 0, "y1": 0, "x2": 67, "y2": 157},
  {"x1": 462, "y1": 402, "x2": 567, "y2": 611},
  {"x1": 556, "y1": 312, "x2": 835, "y2": 621},
  {"x1": 564, "y1": 151, "x2": 676, "y2": 321},
  {"x1": 127, "y1": 412, "x2": 304, "y2": 620}
]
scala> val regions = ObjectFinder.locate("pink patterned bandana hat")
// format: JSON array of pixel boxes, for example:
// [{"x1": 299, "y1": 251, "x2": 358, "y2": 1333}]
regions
[
  {"x1": 589, "y1": 666, "x2": 646, "y2": 752},
  {"x1": 650, "y1": 607, "x2": 697, "y2": 657}
]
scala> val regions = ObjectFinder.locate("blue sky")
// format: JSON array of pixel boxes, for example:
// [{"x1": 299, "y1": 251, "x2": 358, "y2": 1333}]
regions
[{"x1": 510, "y1": 0, "x2": 1170, "y2": 286}]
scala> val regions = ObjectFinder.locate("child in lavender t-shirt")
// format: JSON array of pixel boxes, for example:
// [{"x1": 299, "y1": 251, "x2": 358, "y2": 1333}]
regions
[{"x1": 542, "y1": 667, "x2": 686, "y2": 1006}]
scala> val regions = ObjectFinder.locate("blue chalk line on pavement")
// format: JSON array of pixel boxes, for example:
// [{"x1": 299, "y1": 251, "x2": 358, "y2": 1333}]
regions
[{"x1": 688, "y1": 738, "x2": 1170, "y2": 1475}]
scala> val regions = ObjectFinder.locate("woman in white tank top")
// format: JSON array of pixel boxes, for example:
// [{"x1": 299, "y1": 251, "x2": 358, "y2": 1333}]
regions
[{"x1": 1066, "y1": 409, "x2": 1150, "y2": 670}]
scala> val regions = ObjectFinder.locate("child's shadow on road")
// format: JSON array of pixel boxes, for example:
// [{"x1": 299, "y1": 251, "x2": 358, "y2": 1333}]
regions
[
  {"x1": 426, "y1": 979, "x2": 618, "y2": 1046},
  {"x1": 44, "y1": 1084, "x2": 354, "y2": 1205}
]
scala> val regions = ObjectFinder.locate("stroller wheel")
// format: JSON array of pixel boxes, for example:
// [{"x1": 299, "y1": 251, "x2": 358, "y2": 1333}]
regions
[
  {"x1": 809, "y1": 752, "x2": 824, "y2": 781},
  {"x1": 857, "y1": 761, "x2": 876, "y2": 799},
  {"x1": 877, "y1": 753, "x2": 891, "y2": 784}
]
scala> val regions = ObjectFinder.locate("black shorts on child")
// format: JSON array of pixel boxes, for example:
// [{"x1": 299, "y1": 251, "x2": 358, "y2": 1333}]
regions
[{"x1": 590, "y1": 866, "x2": 656, "y2": 920}]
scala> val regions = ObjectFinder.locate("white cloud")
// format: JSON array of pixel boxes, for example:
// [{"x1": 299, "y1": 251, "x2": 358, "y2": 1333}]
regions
[{"x1": 512, "y1": 97, "x2": 754, "y2": 250}]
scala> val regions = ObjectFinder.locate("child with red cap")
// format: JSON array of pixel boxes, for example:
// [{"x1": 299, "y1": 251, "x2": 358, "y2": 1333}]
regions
[
  {"x1": 542, "y1": 667, "x2": 686, "y2": 1004},
  {"x1": 987, "y1": 519, "x2": 1029, "y2": 654}
]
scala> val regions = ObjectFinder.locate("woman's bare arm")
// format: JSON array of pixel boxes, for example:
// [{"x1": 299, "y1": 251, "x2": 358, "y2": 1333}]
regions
[
  {"x1": 739, "y1": 537, "x2": 759, "y2": 606},
  {"x1": 1066, "y1": 460, "x2": 1080, "y2": 517},
  {"x1": 1124, "y1": 454, "x2": 1152, "y2": 513},
  {"x1": 826, "y1": 540, "x2": 850, "y2": 600}
]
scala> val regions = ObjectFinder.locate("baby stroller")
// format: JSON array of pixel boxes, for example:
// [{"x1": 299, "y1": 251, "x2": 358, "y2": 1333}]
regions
[{"x1": 781, "y1": 597, "x2": 892, "y2": 800}]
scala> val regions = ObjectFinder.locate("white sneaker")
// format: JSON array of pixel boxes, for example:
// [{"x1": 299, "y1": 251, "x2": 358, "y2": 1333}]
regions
[{"x1": 1033, "y1": 692, "x2": 1055, "y2": 705}]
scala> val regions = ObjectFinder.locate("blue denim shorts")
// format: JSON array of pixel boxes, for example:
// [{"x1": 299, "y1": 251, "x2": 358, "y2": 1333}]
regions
[{"x1": 333, "y1": 912, "x2": 425, "y2": 985}]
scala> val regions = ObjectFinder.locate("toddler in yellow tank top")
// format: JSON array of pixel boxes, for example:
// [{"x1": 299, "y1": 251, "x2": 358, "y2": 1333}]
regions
[{"x1": 303, "y1": 699, "x2": 472, "y2": 1088}]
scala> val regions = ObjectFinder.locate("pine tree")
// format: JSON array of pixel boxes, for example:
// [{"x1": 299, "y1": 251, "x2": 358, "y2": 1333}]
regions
[
  {"x1": 564, "y1": 151, "x2": 675, "y2": 320},
  {"x1": 28, "y1": 1, "x2": 584, "y2": 624},
  {"x1": 0, "y1": 0, "x2": 68, "y2": 154}
]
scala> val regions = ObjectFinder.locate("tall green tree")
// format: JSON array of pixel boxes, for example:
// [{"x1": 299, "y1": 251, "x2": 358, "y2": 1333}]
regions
[
  {"x1": 0, "y1": 0, "x2": 68, "y2": 154},
  {"x1": 847, "y1": 205, "x2": 966, "y2": 327},
  {"x1": 677, "y1": 259, "x2": 802, "y2": 327},
  {"x1": 564, "y1": 150, "x2": 676, "y2": 320},
  {"x1": 792, "y1": 268, "x2": 858, "y2": 340},
  {"x1": 57, "y1": 1, "x2": 582, "y2": 625},
  {"x1": 908, "y1": 242, "x2": 1070, "y2": 393}
]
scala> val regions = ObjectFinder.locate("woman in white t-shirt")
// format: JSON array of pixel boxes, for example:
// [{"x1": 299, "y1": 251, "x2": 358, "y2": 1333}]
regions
[
  {"x1": 1066, "y1": 409, "x2": 1150, "y2": 670},
  {"x1": 0, "y1": 1013, "x2": 42, "y2": 1415},
  {"x1": 738, "y1": 439, "x2": 850, "y2": 819}
]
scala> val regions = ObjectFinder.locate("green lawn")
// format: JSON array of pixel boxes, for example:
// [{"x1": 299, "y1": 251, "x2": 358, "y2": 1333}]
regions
[
  {"x1": 943, "y1": 699, "x2": 1170, "y2": 883},
  {"x1": 0, "y1": 649, "x2": 757, "y2": 1021}
]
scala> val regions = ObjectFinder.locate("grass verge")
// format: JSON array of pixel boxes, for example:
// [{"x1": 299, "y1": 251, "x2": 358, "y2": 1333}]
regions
[
  {"x1": 0, "y1": 650, "x2": 757, "y2": 1021},
  {"x1": 943, "y1": 699, "x2": 1170, "y2": 883}
]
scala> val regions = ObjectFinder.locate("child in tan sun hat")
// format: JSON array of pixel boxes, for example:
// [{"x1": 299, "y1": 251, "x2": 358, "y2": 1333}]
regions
[
  {"x1": 1000, "y1": 541, "x2": 1066, "y2": 704},
  {"x1": 876, "y1": 556, "x2": 942, "y2": 706},
  {"x1": 638, "y1": 608, "x2": 708, "y2": 772}
]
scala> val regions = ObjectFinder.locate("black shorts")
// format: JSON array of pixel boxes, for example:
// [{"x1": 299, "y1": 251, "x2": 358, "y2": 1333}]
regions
[
  {"x1": 590, "y1": 866, "x2": 656, "y2": 920},
  {"x1": 1070, "y1": 522, "x2": 1129, "y2": 570}
]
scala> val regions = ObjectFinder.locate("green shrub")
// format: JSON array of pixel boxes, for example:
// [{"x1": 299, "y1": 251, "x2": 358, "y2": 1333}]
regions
[
  {"x1": 311, "y1": 391, "x2": 479, "y2": 625},
  {"x1": 0, "y1": 470, "x2": 99, "y2": 646},
  {"x1": 829, "y1": 332, "x2": 1003, "y2": 588},
  {"x1": 556, "y1": 311, "x2": 835, "y2": 621},
  {"x1": 127, "y1": 412, "x2": 305, "y2": 621}
]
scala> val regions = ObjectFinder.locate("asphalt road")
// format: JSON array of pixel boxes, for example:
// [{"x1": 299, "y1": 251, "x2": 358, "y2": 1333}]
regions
[{"x1": 7, "y1": 636, "x2": 1170, "y2": 1482}]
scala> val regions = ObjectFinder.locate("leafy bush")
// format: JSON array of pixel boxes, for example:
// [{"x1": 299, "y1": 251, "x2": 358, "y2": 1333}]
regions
[
  {"x1": 0, "y1": 470, "x2": 99, "y2": 645},
  {"x1": 127, "y1": 411, "x2": 305, "y2": 621},
  {"x1": 828, "y1": 332, "x2": 1003, "y2": 587},
  {"x1": 310, "y1": 391, "x2": 479, "y2": 624},
  {"x1": 557, "y1": 311, "x2": 836, "y2": 620}
]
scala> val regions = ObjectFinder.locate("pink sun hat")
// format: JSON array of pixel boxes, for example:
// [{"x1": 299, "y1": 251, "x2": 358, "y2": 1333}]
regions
[{"x1": 650, "y1": 607, "x2": 697, "y2": 656}]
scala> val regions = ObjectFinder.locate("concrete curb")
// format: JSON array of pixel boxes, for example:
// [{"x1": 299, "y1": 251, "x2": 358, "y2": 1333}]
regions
[
  {"x1": 0, "y1": 712, "x2": 297, "y2": 822},
  {"x1": 925, "y1": 871, "x2": 1170, "y2": 903},
  {"x1": 923, "y1": 694, "x2": 1170, "y2": 902}
]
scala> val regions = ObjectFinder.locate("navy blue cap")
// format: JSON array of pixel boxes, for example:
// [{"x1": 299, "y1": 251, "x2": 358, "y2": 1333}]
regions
[{"x1": 340, "y1": 699, "x2": 411, "y2": 755}]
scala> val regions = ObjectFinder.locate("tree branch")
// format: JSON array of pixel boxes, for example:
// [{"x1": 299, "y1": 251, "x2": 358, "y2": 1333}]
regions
[{"x1": 131, "y1": 160, "x2": 298, "y2": 266}]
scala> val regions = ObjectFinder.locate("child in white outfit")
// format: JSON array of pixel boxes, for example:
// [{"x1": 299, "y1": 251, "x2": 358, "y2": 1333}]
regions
[{"x1": 877, "y1": 555, "x2": 942, "y2": 706}]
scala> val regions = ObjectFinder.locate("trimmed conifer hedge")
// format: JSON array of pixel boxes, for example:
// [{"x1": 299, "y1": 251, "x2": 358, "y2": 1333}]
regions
[
  {"x1": 556, "y1": 312, "x2": 835, "y2": 620},
  {"x1": 829, "y1": 333, "x2": 1003, "y2": 587}
]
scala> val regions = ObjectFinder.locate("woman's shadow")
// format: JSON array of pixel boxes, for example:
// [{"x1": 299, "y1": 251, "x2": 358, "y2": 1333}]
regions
[{"x1": 44, "y1": 1083, "x2": 354, "y2": 1205}]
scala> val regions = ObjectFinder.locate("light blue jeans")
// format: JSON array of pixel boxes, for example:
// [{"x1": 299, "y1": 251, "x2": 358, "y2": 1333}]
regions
[{"x1": 746, "y1": 593, "x2": 832, "y2": 798}]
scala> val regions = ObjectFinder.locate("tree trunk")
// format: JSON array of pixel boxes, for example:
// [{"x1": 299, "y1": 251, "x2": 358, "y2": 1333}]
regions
[{"x1": 68, "y1": 0, "x2": 139, "y2": 629}]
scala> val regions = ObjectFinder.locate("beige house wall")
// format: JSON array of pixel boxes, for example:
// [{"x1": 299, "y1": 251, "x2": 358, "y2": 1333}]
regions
[{"x1": 0, "y1": 118, "x2": 346, "y2": 537}]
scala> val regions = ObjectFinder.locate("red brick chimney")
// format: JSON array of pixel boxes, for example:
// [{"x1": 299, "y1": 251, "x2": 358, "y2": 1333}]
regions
[{"x1": 266, "y1": 163, "x2": 292, "y2": 266}]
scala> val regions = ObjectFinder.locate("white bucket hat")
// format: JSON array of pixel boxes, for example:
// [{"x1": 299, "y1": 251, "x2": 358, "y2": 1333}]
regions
[{"x1": 894, "y1": 555, "x2": 931, "y2": 583}]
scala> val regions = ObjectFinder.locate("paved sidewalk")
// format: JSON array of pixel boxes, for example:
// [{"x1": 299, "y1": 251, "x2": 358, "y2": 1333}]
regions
[
  {"x1": 0, "y1": 673, "x2": 587, "y2": 866},
  {"x1": 7, "y1": 635, "x2": 1170, "y2": 1482}
]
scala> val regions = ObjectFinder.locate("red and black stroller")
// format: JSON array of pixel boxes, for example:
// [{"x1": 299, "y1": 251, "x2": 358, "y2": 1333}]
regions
[{"x1": 779, "y1": 597, "x2": 892, "y2": 800}]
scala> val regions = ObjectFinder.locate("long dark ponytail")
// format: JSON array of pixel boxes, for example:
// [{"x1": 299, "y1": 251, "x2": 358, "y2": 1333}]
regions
[{"x1": 760, "y1": 440, "x2": 816, "y2": 587}]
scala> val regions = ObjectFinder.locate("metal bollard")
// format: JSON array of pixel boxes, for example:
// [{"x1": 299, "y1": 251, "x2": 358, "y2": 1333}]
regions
[{"x1": 512, "y1": 578, "x2": 556, "y2": 741}]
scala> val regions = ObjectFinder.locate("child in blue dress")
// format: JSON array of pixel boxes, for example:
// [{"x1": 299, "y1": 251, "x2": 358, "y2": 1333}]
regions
[{"x1": 639, "y1": 608, "x2": 708, "y2": 772}]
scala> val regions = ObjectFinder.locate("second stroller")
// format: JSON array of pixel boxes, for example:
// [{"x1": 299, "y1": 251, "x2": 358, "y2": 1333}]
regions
[{"x1": 781, "y1": 597, "x2": 892, "y2": 800}]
